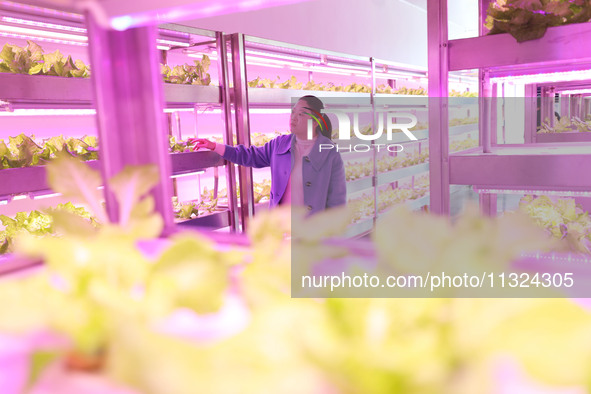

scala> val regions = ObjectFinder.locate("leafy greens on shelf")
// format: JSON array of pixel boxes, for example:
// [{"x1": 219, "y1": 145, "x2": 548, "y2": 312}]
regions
[
  {"x1": 172, "y1": 196, "x2": 220, "y2": 220},
  {"x1": 0, "y1": 41, "x2": 90, "y2": 77},
  {"x1": 519, "y1": 195, "x2": 591, "y2": 254},
  {"x1": 0, "y1": 134, "x2": 98, "y2": 169},
  {"x1": 0, "y1": 40, "x2": 213, "y2": 85},
  {"x1": 538, "y1": 116, "x2": 591, "y2": 133},
  {"x1": 0, "y1": 202, "x2": 96, "y2": 254},
  {"x1": 247, "y1": 76, "x2": 476, "y2": 96},
  {"x1": 161, "y1": 55, "x2": 212, "y2": 85},
  {"x1": 348, "y1": 175, "x2": 431, "y2": 223},
  {"x1": 248, "y1": 76, "x2": 424, "y2": 94},
  {"x1": 485, "y1": 0, "x2": 591, "y2": 42}
]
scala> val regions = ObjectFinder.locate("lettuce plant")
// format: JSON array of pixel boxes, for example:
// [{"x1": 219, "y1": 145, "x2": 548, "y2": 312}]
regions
[
  {"x1": 0, "y1": 41, "x2": 90, "y2": 77},
  {"x1": 0, "y1": 134, "x2": 98, "y2": 170},
  {"x1": 161, "y1": 55, "x2": 211, "y2": 85},
  {"x1": 485, "y1": 0, "x2": 591, "y2": 42}
]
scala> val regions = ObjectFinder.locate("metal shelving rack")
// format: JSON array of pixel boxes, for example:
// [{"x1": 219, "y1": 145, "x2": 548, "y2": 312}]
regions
[
  {"x1": 527, "y1": 80, "x2": 591, "y2": 144},
  {"x1": 0, "y1": 6, "x2": 239, "y2": 231},
  {"x1": 428, "y1": 0, "x2": 591, "y2": 216},
  {"x1": 229, "y1": 33, "x2": 476, "y2": 237}
]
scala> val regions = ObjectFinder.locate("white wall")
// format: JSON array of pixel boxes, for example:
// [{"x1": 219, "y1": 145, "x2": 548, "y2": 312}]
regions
[
  {"x1": 185, "y1": 0, "x2": 428, "y2": 67},
  {"x1": 184, "y1": 0, "x2": 477, "y2": 68}
]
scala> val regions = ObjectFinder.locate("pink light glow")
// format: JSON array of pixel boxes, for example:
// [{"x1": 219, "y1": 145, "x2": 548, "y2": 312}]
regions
[
  {"x1": 32, "y1": 192, "x2": 61, "y2": 200},
  {"x1": 108, "y1": 0, "x2": 313, "y2": 31},
  {"x1": 189, "y1": 108, "x2": 292, "y2": 115},
  {"x1": 559, "y1": 89, "x2": 591, "y2": 95},
  {"x1": 156, "y1": 38, "x2": 190, "y2": 47},
  {"x1": 245, "y1": 48, "x2": 320, "y2": 63},
  {"x1": 0, "y1": 30, "x2": 87, "y2": 46},
  {"x1": 1, "y1": 16, "x2": 86, "y2": 33},
  {"x1": 189, "y1": 51, "x2": 371, "y2": 77},
  {"x1": 0, "y1": 109, "x2": 96, "y2": 116},
  {"x1": 0, "y1": 17, "x2": 190, "y2": 49},
  {"x1": 491, "y1": 69, "x2": 591, "y2": 84},
  {"x1": 475, "y1": 188, "x2": 591, "y2": 197},
  {"x1": 0, "y1": 108, "x2": 196, "y2": 116},
  {"x1": 170, "y1": 171, "x2": 205, "y2": 178},
  {"x1": 0, "y1": 24, "x2": 87, "y2": 42},
  {"x1": 0, "y1": 1, "x2": 83, "y2": 20}
]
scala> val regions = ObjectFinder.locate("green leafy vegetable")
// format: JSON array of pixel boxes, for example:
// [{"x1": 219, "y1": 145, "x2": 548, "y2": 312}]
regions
[
  {"x1": 485, "y1": 0, "x2": 591, "y2": 42},
  {"x1": 519, "y1": 195, "x2": 591, "y2": 253},
  {"x1": 0, "y1": 134, "x2": 98, "y2": 170},
  {"x1": 161, "y1": 55, "x2": 212, "y2": 85},
  {"x1": 0, "y1": 41, "x2": 90, "y2": 77},
  {"x1": 0, "y1": 203, "x2": 96, "y2": 254}
]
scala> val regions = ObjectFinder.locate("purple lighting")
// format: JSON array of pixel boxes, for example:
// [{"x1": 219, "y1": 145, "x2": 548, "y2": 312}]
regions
[
  {"x1": 0, "y1": 1, "x2": 83, "y2": 19},
  {"x1": 108, "y1": 0, "x2": 314, "y2": 30},
  {"x1": 1, "y1": 16, "x2": 86, "y2": 33}
]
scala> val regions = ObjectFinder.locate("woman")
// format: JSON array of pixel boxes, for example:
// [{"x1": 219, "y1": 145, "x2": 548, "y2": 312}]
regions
[{"x1": 188, "y1": 95, "x2": 346, "y2": 214}]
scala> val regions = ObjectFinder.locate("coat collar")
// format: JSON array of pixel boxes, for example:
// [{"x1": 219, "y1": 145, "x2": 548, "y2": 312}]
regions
[{"x1": 277, "y1": 134, "x2": 335, "y2": 171}]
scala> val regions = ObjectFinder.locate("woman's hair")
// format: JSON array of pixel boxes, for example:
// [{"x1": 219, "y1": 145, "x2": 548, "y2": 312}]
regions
[{"x1": 298, "y1": 95, "x2": 332, "y2": 139}]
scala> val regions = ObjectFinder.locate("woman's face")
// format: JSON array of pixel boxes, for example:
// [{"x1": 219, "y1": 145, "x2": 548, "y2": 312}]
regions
[{"x1": 290, "y1": 100, "x2": 314, "y2": 139}]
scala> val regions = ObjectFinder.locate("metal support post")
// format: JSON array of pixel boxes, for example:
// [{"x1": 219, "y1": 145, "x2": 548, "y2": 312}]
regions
[
  {"x1": 524, "y1": 84, "x2": 537, "y2": 143},
  {"x1": 229, "y1": 33, "x2": 255, "y2": 231},
  {"x1": 217, "y1": 32, "x2": 240, "y2": 232},
  {"x1": 480, "y1": 71, "x2": 492, "y2": 153},
  {"x1": 85, "y1": 12, "x2": 174, "y2": 234},
  {"x1": 427, "y1": 0, "x2": 450, "y2": 215}
]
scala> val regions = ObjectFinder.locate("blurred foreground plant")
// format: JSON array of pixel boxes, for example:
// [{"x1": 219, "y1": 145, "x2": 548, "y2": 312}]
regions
[
  {"x1": 2, "y1": 160, "x2": 591, "y2": 393},
  {"x1": 0, "y1": 155, "x2": 241, "y2": 390}
]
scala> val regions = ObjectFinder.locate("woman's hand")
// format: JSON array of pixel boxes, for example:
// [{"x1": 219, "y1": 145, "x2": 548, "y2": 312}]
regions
[{"x1": 187, "y1": 138, "x2": 216, "y2": 151}]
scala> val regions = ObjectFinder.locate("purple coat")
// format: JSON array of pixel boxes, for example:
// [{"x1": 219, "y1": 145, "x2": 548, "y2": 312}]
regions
[{"x1": 221, "y1": 134, "x2": 346, "y2": 214}]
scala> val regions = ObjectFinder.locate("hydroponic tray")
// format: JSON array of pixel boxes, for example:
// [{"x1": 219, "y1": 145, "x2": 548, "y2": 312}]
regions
[
  {"x1": 346, "y1": 162, "x2": 430, "y2": 195},
  {"x1": 449, "y1": 143, "x2": 591, "y2": 190},
  {"x1": 0, "y1": 151, "x2": 225, "y2": 197},
  {"x1": 176, "y1": 210, "x2": 231, "y2": 229},
  {"x1": 536, "y1": 132, "x2": 591, "y2": 144},
  {"x1": 449, "y1": 22, "x2": 591, "y2": 72},
  {"x1": 0, "y1": 74, "x2": 222, "y2": 106}
]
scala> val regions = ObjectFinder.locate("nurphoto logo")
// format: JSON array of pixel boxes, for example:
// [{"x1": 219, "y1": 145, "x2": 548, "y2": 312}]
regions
[{"x1": 308, "y1": 107, "x2": 418, "y2": 153}]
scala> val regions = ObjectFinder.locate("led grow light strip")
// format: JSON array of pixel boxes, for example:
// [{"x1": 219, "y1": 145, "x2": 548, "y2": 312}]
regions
[
  {"x1": 196, "y1": 108, "x2": 293, "y2": 114},
  {"x1": 188, "y1": 52, "x2": 303, "y2": 68},
  {"x1": 32, "y1": 192, "x2": 61, "y2": 200},
  {"x1": 0, "y1": 109, "x2": 96, "y2": 116},
  {"x1": 245, "y1": 48, "x2": 320, "y2": 64},
  {"x1": 519, "y1": 251, "x2": 591, "y2": 263},
  {"x1": 163, "y1": 108, "x2": 196, "y2": 113},
  {"x1": 0, "y1": 108, "x2": 200, "y2": 116},
  {"x1": 157, "y1": 39, "x2": 191, "y2": 47},
  {"x1": 0, "y1": 24, "x2": 87, "y2": 43},
  {"x1": 559, "y1": 89, "x2": 591, "y2": 95},
  {"x1": 171, "y1": 171, "x2": 205, "y2": 178},
  {"x1": 1, "y1": 16, "x2": 85, "y2": 33},
  {"x1": 1, "y1": 1, "x2": 83, "y2": 20},
  {"x1": 245, "y1": 49, "x2": 373, "y2": 76},
  {"x1": 491, "y1": 70, "x2": 591, "y2": 84},
  {"x1": 188, "y1": 51, "x2": 369, "y2": 76},
  {"x1": 0, "y1": 30, "x2": 87, "y2": 46},
  {"x1": 0, "y1": 16, "x2": 190, "y2": 49},
  {"x1": 475, "y1": 188, "x2": 591, "y2": 197}
]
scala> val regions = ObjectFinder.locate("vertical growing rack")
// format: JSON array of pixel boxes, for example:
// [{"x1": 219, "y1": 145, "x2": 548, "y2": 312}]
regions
[
  {"x1": 527, "y1": 80, "x2": 591, "y2": 144},
  {"x1": 0, "y1": 3, "x2": 240, "y2": 232},
  {"x1": 227, "y1": 33, "x2": 477, "y2": 237},
  {"x1": 428, "y1": 0, "x2": 591, "y2": 217}
]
